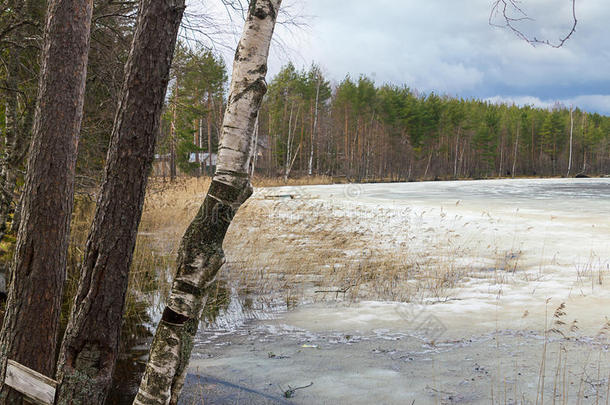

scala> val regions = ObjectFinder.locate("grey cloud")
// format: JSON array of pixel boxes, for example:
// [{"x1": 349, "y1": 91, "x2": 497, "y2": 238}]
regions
[
  {"x1": 190, "y1": 0, "x2": 610, "y2": 114},
  {"x1": 272, "y1": 0, "x2": 610, "y2": 114}
]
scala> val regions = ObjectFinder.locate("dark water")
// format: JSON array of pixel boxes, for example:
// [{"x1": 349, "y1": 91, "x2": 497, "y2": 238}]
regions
[
  {"x1": 178, "y1": 374, "x2": 292, "y2": 405},
  {"x1": 107, "y1": 279, "x2": 243, "y2": 405}
]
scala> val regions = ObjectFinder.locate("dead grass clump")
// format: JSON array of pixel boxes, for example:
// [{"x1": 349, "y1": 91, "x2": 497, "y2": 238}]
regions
[
  {"x1": 220, "y1": 195, "x2": 471, "y2": 305},
  {"x1": 65, "y1": 195, "x2": 175, "y2": 329},
  {"x1": 251, "y1": 175, "x2": 334, "y2": 188},
  {"x1": 141, "y1": 177, "x2": 211, "y2": 246}
]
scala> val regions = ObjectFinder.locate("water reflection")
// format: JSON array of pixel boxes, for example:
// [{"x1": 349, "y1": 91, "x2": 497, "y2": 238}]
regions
[
  {"x1": 108, "y1": 278, "x2": 251, "y2": 404},
  {"x1": 108, "y1": 298, "x2": 153, "y2": 404}
]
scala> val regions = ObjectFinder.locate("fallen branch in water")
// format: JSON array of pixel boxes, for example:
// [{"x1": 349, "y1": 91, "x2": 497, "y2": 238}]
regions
[{"x1": 282, "y1": 382, "x2": 314, "y2": 398}]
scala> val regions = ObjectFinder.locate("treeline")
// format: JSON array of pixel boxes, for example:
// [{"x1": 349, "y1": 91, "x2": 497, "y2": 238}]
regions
[
  {"x1": 162, "y1": 60, "x2": 610, "y2": 181},
  {"x1": 258, "y1": 64, "x2": 609, "y2": 180}
]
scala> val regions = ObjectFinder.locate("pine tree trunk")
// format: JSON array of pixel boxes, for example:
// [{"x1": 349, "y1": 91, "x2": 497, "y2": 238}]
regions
[
  {"x1": 0, "y1": 0, "x2": 93, "y2": 402},
  {"x1": 194, "y1": 119, "x2": 201, "y2": 175},
  {"x1": 134, "y1": 1, "x2": 281, "y2": 403},
  {"x1": 198, "y1": 118, "x2": 203, "y2": 176},
  {"x1": 54, "y1": 1, "x2": 185, "y2": 403}
]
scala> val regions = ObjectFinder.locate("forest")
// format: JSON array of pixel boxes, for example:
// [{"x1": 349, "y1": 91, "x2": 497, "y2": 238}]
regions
[{"x1": 164, "y1": 58, "x2": 610, "y2": 182}]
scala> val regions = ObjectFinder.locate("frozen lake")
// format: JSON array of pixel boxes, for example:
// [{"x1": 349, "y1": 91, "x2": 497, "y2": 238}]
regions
[{"x1": 184, "y1": 178, "x2": 610, "y2": 404}]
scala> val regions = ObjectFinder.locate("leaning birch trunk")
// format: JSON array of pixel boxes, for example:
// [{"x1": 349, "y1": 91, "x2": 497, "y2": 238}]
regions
[
  {"x1": 54, "y1": 0, "x2": 185, "y2": 403},
  {"x1": 0, "y1": 0, "x2": 92, "y2": 401},
  {"x1": 134, "y1": 1, "x2": 281, "y2": 403}
]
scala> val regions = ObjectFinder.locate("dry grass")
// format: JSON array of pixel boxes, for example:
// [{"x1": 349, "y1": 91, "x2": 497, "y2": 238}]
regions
[
  {"x1": 69, "y1": 174, "x2": 609, "y2": 323},
  {"x1": 70, "y1": 175, "x2": 607, "y2": 313},
  {"x1": 136, "y1": 177, "x2": 475, "y2": 307},
  {"x1": 225, "y1": 198, "x2": 474, "y2": 304},
  {"x1": 251, "y1": 175, "x2": 335, "y2": 187},
  {"x1": 485, "y1": 302, "x2": 610, "y2": 405},
  {"x1": 140, "y1": 178, "x2": 476, "y2": 301},
  {"x1": 65, "y1": 192, "x2": 176, "y2": 327}
]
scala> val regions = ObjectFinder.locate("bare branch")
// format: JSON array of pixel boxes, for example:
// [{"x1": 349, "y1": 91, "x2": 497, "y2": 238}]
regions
[
  {"x1": 220, "y1": 0, "x2": 247, "y2": 21},
  {"x1": 490, "y1": 0, "x2": 577, "y2": 48},
  {"x1": 177, "y1": 0, "x2": 311, "y2": 64}
]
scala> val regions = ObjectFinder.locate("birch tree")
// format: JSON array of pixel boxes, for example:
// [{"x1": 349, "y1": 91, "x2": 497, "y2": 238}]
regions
[
  {"x1": 53, "y1": 0, "x2": 185, "y2": 403},
  {"x1": 309, "y1": 74, "x2": 321, "y2": 176},
  {"x1": 567, "y1": 106, "x2": 574, "y2": 176},
  {"x1": 0, "y1": 0, "x2": 93, "y2": 401},
  {"x1": 134, "y1": 0, "x2": 282, "y2": 403}
]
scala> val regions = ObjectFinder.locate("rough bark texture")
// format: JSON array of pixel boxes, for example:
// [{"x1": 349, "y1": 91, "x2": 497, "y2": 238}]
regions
[
  {"x1": 54, "y1": 0, "x2": 185, "y2": 403},
  {"x1": 0, "y1": 0, "x2": 93, "y2": 402},
  {"x1": 134, "y1": 1, "x2": 282, "y2": 403}
]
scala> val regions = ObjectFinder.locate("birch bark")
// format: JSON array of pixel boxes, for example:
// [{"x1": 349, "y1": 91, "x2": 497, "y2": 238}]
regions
[
  {"x1": 566, "y1": 107, "x2": 574, "y2": 177},
  {"x1": 134, "y1": 1, "x2": 281, "y2": 404}
]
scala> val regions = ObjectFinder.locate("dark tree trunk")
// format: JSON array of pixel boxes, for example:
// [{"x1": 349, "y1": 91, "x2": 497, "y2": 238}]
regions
[
  {"x1": 54, "y1": 0, "x2": 185, "y2": 403},
  {"x1": 0, "y1": 0, "x2": 93, "y2": 402}
]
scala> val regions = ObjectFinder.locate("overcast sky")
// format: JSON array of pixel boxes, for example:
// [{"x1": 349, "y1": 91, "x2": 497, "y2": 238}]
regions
[{"x1": 194, "y1": 0, "x2": 610, "y2": 114}]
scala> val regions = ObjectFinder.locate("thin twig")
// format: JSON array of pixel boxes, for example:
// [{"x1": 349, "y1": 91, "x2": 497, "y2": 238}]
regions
[{"x1": 490, "y1": 0, "x2": 577, "y2": 48}]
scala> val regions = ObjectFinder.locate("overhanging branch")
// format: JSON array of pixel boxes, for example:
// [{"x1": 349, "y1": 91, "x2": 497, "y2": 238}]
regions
[{"x1": 490, "y1": 0, "x2": 577, "y2": 48}]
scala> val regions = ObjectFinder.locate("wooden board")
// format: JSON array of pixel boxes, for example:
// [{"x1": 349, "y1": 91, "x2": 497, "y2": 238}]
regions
[{"x1": 4, "y1": 359, "x2": 57, "y2": 405}]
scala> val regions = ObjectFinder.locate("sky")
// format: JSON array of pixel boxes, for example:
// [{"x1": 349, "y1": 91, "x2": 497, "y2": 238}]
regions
[{"x1": 191, "y1": 0, "x2": 610, "y2": 115}]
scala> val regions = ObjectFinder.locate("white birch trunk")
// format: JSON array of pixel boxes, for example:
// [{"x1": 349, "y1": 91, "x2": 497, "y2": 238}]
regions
[
  {"x1": 308, "y1": 78, "x2": 320, "y2": 176},
  {"x1": 566, "y1": 107, "x2": 574, "y2": 177},
  {"x1": 134, "y1": 1, "x2": 281, "y2": 404},
  {"x1": 284, "y1": 104, "x2": 300, "y2": 180},
  {"x1": 170, "y1": 82, "x2": 178, "y2": 182},
  {"x1": 250, "y1": 113, "x2": 259, "y2": 176},
  {"x1": 512, "y1": 124, "x2": 519, "y2": 178},
  {"x1": 285, "y1": 102, "x2": 294, "y2": 179},
  {"x1": 453, "y1": 127, "x2": 460, "y2": 178},
  {"x1": 499, "y1": 134, "x2": 504, "y2": 177},
  {"x1": 582, "y1": 114, "x2": 587, "y2": 173}
]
